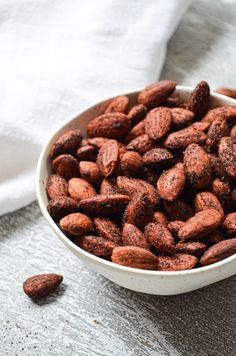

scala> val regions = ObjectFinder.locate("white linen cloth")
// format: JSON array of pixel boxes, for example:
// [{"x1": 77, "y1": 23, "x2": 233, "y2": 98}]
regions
[{"x1": 0, "y1": 0, "x2": 190, "y2": 216}]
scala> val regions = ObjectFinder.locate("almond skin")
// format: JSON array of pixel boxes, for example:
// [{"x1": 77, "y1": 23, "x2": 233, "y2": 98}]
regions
[
  {"x1": 104, "y1": 95, "x2": 129, "y2": 114},
  {"x1": 157, "y1": 254, "x2": 197, "y2": 271},
  {"x1": 50, "y1": 130, "x2": 82, "y2": 158},
  {"x1": 126, "y1": 133, "x2": 155, "y2": 155},
  {"x1": 138, "y1": 80, "x2": 176, "y2": 109},
  {"x1": 122, "y1": 223, "x2": 150, "y2": 250},
  {"x1": 127, "y1": 104, "x2": 147, "y2": 126},
  {"x1": 208, "y1": 154, "x2": 227, "y2": 180},
  {"x1": 87, "y1": 113, "x2": 130, "y2": 138},
  {"x1": 47, "y1": 196, "x2": 78, "y2": 222},
  {"x1": 122, "y1": 192, "x2": 153, "y2": 231},
  {"x1": 171, "y1": 108, "x2": 194, "y2": 127},
  {"x1": 163, "y1": 200, "x2": 194, "y2": 222},
  {"x1": 157, "y1": 164, "x2": 185, "y2": 201},
  {"x1": 145, "y1": 107, "x2": 172, "y2": 141},
  {"x1": 94, "y1": 218, "x2": 122, "y2": 244},
  {"x1": 117, "y1": 176, "x2": 160, "y2": 206},
  {"x1": 46, "y1": 174, "x2": 69, "y2": 200},
  {"x1": 201, "y1": 106, "x2": 236, "y2": 125},
  {"x1": 175, "y1": 241, "x2": 207, "y2": 258},
  {"x1": 79, "y1": 161, "x2": 102, "y2": 188},
  {"x1": 120, "y1": 151, "x2": 143, "y2": 177},
  {"x1": 68, "y1": 178, "x2": 96, "y2": 202},
  {"x1": 200, "y1": 238, "x2": 236, "y2": 266},
  {"x1": 112, "y1": 246, "x2": 158, "y2": 270},
  {"x1": 178, "y1": 209, "x2": 222, "y2": 240},
  {"x1": 143, "y1": 148, "x2": 173, "y2": 169},
  {"x1": 75, "y1": 235, "x2": 117, "y2": 256},
  {"x1": 183, "y1": 143, "x2": 212, "y2": 189},
  {"x1": 218, "y1": 137, "x2": 236, "y2": 179},
  {"x1": 96, "y1": 139, "x2": 119, "y2": 177},
  {"x1": 100, "y1": 178, "x2": 120, "y2": 195},
  {"x1": 59, "y1": 212, "x2": 93, "y2": 236},
  {"x1": 153, "y1": 211, "x2": 168, "y2": 227},
  {"x1": 164, "y1": 126, "x2": 206, "y2": 150},
  {"x1": 52, "y1": 154, "x2": 79, "y2": 180},
  {"x1": 194, "y1": 191, "x2": 225, "y2": 222},
  {"x1": 79, "y1": 194, "x2": 130, "y2": 216},
  {"x1": 187, "y1": 80, "x2": 210, "y2": 119},
  {"x1": 145, "y1": 222, "x2": 175, "y2": 254},
  {"x1": 23, "y1": 274, "x2": 63, "y2": 299},
  {"x1": 223, "y1": 213, "x2": 236, "y2": 236},
  {"x1": 124, "y1": 120, "x2": 145, "y2": 143},
  {"x1": 76, "y1": 145, "x2": 96, "y2": 161},
  {"x1": 206, "y1": 117, "x2": 229, "y2": 150}
]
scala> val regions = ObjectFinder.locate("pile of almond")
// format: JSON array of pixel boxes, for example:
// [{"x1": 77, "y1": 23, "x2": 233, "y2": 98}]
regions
[{"x1": 46, "y1": 80, "x2": 236, "y2": 271}]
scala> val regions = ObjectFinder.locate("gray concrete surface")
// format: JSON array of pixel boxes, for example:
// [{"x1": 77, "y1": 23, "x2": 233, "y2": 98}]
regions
[{"x1": 1, "y1": 1, "x2": 236, "y2": 355}]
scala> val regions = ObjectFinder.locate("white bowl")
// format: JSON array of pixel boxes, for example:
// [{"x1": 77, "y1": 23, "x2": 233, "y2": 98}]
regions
[{"x1": 36, "y1": 85, "x2": 236, "y2": 295}]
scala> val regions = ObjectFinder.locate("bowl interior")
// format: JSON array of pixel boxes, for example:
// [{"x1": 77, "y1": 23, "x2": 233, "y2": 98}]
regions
[{"x1": 36, "y1": 86, "x2": 236, "y2": 276}]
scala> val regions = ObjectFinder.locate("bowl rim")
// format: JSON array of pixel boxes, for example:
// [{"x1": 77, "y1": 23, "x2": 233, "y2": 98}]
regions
[{"x1": 36, "y1": 85, "x2": 236, "y2": 277}]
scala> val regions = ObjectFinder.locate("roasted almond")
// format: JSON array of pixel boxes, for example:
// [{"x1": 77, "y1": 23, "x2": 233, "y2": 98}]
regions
[
  {"x1": 52, "y1": 154, "x2": 79, "y2": 180},
  {"x1": 79, "y1": 194, "x2": 130, "y2": 216},
  {"x1": 96, "y1": 139, "x2": 119, "y2": 177},
  {"x1": 76, "y1": 145, "x2": 96, "y2": 161},
  {"x1": 201, "y1": 106, "x2": 236, "y2": 125},
  {"x1": 183, "y1": 143, "x2": 212, "y2": 189},
  {"x1": 143, "y1": 148, "x2": 173, "y2": 169},
  {"x1": 206, "y1": 117, "x2": 229, "y2": 150},
  {"x1": 100, "y1": 178, "x2": 120, "y2": 195},
  {"x1": 223, "y1": 213, "x2": 236, "y2": 236},
  {"x1": 68, "y1": 178, "x2": 96, "y2": 202},
  {"x1": 79, "y1": 161, "x2": 103, "y2": 188},
  {"x1": 47, "y1": 196, "x2": 78, "y2": 222},
  {"x1": 105, "y1": 95, "x2": 129, "y2": 114},
  {"x1": 218, "y1": 137, "x2": 236, "y2": 179},
  {"x1": 87, "y1": 137, "x2": 109, "y2": 149},
  {"x1": 46, "y1": 174, "x2": 69, "y2": 200},
  {"x1": 117, "y1": 176, "x2": 160, "y2": 206},
  {"x1": 112, "y1": 246, "x2": 158, "y2": 270},
  {"x1": 50, "y1": 130, "x2": 82, "y2": 158},
  {"x1": 127, "y1": 104, "x2": 147, "y2": 126},
  {"x1": 122, "y1": 192, "x2": 153, "y2": 231},
  {"x1": 157, "y1": 254, "x2": 197, "y2": 271},
  {"x1": 200, "y1": 238, "x2": 236, "y2": 266},
  {"x1": 175, "y1": 241, "x2": 207, "y2": 258},
  {"x1": 167, "y1": 221, "x2": 185, "y2": 238},
  {"x1": 60, "y1": 212, "x2": 93, "y2": 236},
  {"x1": 178, "y1": 209, "x2": 222, "y2": 240},
  {"x1": 122, "y1": 223, "x2": 149, "y2": 250},
  {"x1": 153, "y1": 211, "x2": 168, "y2": 227},
  {"x1": 215, "y1": 88, "x2": 236, "y2": 99},
  {"x1": 145, "y1": 222, "x2": 175, "y2": 254},
  {"x1": 94, "y1": 218, "x2": 122, "y2": 244},
  {"x1": 171, "y1": 108, "x2": 194, "y2": 127},
  {"x1": 194, "y1": 191, "x2": 224, "y2": 221},
  {"x1": 87, "y1": 113, "x2": 130, "y2": 138},
  {"x1": 75, "y1": 235, "x2": 117, "y2": 256},
  {"x1": 163, "y1": 200, "x2": 194, "y2": 222},
  {"x1": 187, "y1": 80, "x2": 210, "y2": 119},
  {"x1": 209, "y1": 154, "x2": 228, "y2": 180},
  {"x1": 23, "y1": 274, "x2": 63, "y2": 299},
  {"x1": 211, "y1": 178, "x2": 232, "y2": 211},
  {"x1": 145, "y1": 107, "x2": 172, "y2": 141},
  {"x1": 126, "y1": 134, "x2": 155, "y2": 155},
  {"x1": 157, "y1": 164, "x2": 185, "y2": 201},
  {"x1": 124, "y1": 120, "x2": 146, "y2": 144},
  {"x1": 138, "y1": 80, "x2": 176, "y2": 109},
  {"x1": 164, "y1": 126, "x2": 206, "y2": 150},
  {"x1": 120, "y1": 151, "x2": 143, "y2": 177}
]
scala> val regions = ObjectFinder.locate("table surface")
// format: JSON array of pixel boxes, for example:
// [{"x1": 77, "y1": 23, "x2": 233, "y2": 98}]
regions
[{"x1": 1, "y1": 1, "x2": 236, "y2": 355}]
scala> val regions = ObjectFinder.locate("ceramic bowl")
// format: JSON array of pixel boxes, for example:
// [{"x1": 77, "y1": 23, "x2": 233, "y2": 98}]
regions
[{"x1": 36, "y1": 86, "x2": 236, "y2": 295}]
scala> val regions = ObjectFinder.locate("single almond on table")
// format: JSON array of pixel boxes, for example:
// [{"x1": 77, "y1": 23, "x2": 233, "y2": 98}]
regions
[{"x1": 23, "y1": 274, "x2": 63, "y2": 299}]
